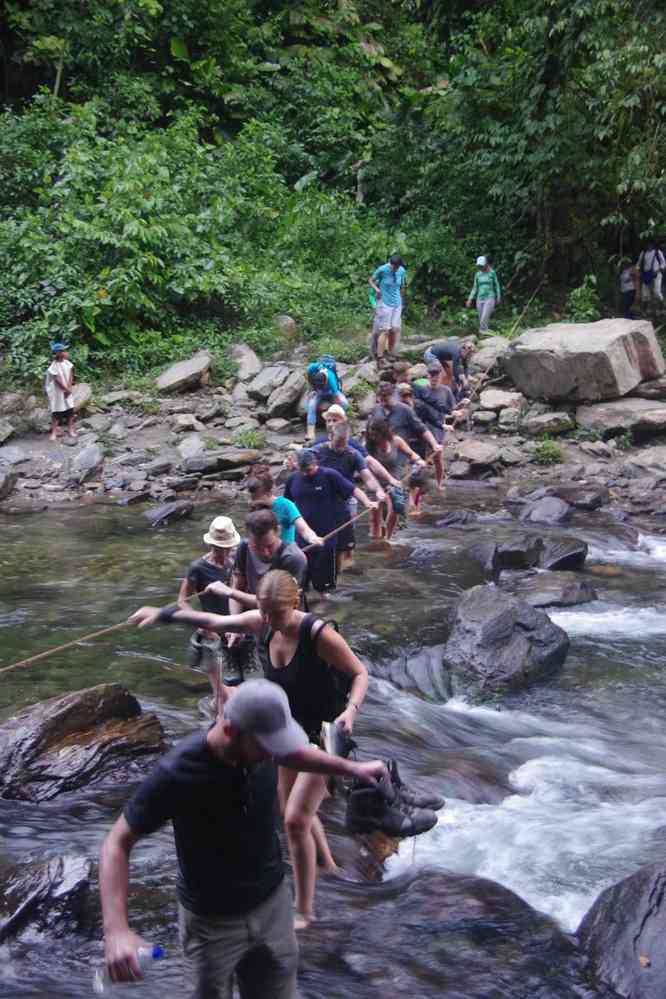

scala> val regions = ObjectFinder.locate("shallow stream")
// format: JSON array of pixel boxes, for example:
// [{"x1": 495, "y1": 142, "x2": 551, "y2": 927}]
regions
[{"x1": 1, "y1": 487, "x2": 665, "y2": 997}]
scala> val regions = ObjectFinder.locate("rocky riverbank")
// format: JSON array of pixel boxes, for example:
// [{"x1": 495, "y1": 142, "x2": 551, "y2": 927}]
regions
[{"x1": 3, "y1": 320, "x2": 666, "y2": 534}]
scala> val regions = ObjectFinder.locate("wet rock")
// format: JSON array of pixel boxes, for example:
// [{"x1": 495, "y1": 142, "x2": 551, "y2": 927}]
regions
[
  {"x1": 140, "y1": 457, "x2": 173, "y2": 476},
  {"x1": 622, "y1": 445, "x2": 666, "y2": 475},
  {"x1": 0, "y1": 417, "x2": 14, "y2": 444},
  {"x1": 265, "y1": 417, "x2": 291, "y2": 432},
  {"x1": 498, "y1": 445, "x2": 527, "y2": 465},
  {"x1": 552, "y1": 484, "x2": 609, "y2": 510},
  {"x1": 448, "y1": 460, "x2": 471, "y2": 478},
  {"x1": 143, "y1": 499, "x2": 193, "y2": 527},
  {"x1": 64, "y1": 444, "x2": 104, "y2": 486},
  {"x1": 71, "y1": 383, "x2": 93, "y2": 411},
  {"x1": 164, "y1": 474, "x2": 200, "y2": 492},
  {"x1": 522, "y1": 411, "x2": 575, "y2": 435},
  {"x1": 578, "y1": 861, "x2": 666, "y2": 999},
  {"x1": 505, "y1": 319, "x2": 664, "y2": 401},
  {"x1": 469, "y1": 336, "x2": 510, "y2": 375},
  {"x1": 108, "y1": 450, "x2": 150, "y2": 468},
  {"x1": 177, "y1": 433, "x2": 205, "y2": 460},
  {"x1": 540, "y1": 537, "x2": 588, "y2": 570},
  {"x1": 182, "y1": 453, "x2": 225, "y2": 474},
  {"x1": 173, "y1": 413, "x2": 206, "y2": 433},
  {"x1": 454, "y1": 440, "x2": 501, "y2": 468},
  {"x1": 468, "y1": 537, "x2": 544, "y2": 577},
  {"x1": 503, "y1": 571, "x2": 597, "y2": 608},
  {"x1": 156, "y1": 350, "x2": 211, "y2": 393},
  {"x1": 479, "y1": 388, "x2": 525, "y2": 411},
  {"x1": 629, "y1": 375, "x2": 666, "y2": 400},
  {"x1": 217, "y1": 448, "x2": 261, "y2": 469},
  {"x1": 266, "y1": 370, "x2": 306, "y2": 418},
  {"x1": 576, "y1": 397, "x2": 666, "y2": 436},
  {"x1": 196, "y1": 399, "x2": 228, "y2": 423},
  {"x1": 0, "y1": 855, "x2": 93, "y2": 942},
  {"x1": 519, "y1": 496, "x2": 571, "y2": 525},
  {"x1": 0, "y1": 468, "x2": 18, "y2": 500},
  {"x1": 100, "y1": 390, "x2": 144, "y2": 406},
  {"x1": 247, "y1": 365, "x2": 290, "y2": 401},
  {"x1": 436, "y1": 510, "x2": 479, "y2": 527},
  {"x1": 0, "y1": 684, "x2": 165, "y2": 802},
  {"x1": 473, "y1": 410, "x2": 497, "y2": 425},
  {"x1": 442, "y1": 585, "x2": 569, "y2": 694},
  {"x1": 498, "y1": 407, "x2": 521, "y2": 432},
  {"x1": 0, "y1": 445, "x2": 29, "y2": 466}
]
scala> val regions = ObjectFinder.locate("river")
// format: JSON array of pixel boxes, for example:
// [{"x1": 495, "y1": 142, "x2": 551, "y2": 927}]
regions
[{"x1": 1, "y1": 488, "x2": 665, "y2": 997}]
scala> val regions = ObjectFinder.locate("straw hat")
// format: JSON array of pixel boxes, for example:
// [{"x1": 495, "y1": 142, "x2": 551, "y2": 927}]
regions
[{"x1": 203, "y1": 516, "x2": 240, "y2": 548}]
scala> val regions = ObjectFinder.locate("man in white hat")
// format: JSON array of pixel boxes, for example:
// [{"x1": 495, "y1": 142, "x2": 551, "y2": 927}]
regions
[
  {"x1": 99, "y1": 676, "x2": 387, "y2": 999},
  {"x1": 177, "y1": 516, "x2": 244, "y2": 696},
  {"x1": 466, "y1": 255, "x2": 501, "y2": 334}
]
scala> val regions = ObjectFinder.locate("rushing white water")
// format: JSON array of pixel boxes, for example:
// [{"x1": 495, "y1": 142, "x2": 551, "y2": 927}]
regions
[
  {"x1": 386, "y1": 699, "x2": 666, "y2": 932},
  {"x1": 550, "y1": 603, "x2": 666, "y2": 638},
  {"x1": 588, "y1": 531, "x2": 666, "y2": 567}
]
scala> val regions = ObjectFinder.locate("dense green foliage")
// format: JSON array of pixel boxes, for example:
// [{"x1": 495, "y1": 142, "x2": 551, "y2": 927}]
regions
[{"x1": 2, "y1": 0, "x2": 666, "y2": 384}]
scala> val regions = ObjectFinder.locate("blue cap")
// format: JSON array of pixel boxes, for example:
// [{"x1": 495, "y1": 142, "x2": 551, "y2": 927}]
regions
[
  {"x1": 50, "y1": 341, "x2": 69, "y2": 353},
  {"x1": 151, "y1": 946, "x2": 165, "y2": 960}
]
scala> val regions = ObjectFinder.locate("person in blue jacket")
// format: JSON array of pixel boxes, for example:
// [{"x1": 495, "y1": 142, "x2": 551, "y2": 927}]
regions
[{"x1": 305, "y1": 359, "x2": 348, "y2": 441}]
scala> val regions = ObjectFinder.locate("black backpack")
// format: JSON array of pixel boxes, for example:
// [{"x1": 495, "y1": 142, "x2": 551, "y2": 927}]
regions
[{"x1": 306, "y1": 617, "x2": 353, "y2": 720}]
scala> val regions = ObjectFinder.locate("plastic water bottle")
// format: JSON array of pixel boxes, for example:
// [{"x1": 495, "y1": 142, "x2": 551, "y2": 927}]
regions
[{"x1": 93, "y1": 946, "x2": 164, "y2": 994}]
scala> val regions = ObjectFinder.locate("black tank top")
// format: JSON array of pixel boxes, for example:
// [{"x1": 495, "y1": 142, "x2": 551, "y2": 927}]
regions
[{"x1": 258, "y1": 614, "x2": 334, "y2": 741}]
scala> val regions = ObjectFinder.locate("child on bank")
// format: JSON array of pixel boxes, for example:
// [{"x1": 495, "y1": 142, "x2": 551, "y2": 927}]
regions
[{"x1": 45, "y1": 342, "x2": 76, "y2": 441}]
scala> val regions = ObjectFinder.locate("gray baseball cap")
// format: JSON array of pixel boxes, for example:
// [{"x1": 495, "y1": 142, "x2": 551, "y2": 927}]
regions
[{"x1": 223, "y1": 679, "x2": 309, "y2": 757}]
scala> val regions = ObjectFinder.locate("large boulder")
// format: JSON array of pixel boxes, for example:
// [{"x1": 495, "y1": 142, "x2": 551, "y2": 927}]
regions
[
  {"x1": 64, "y1": 444, "x2": 104, "y2": 485},
  {"x1": 505, "y1": 319, "x2": 664, "y2": 402},
  {"x1": 247, "y1": 365, "x2": 290, "y2": 401},
  {"x1": 0, "y1": 684, "x2": 165, "y2": 801},
  {"x1": 231, "y1": 343, "x2": 262, "y2": 382},
  {"x1": 266, "y1": 370, "x2": 306, "y2": 418},
  {"x1": 217, "y1": 447, "x2": 261, "y2": 469},
  {"x1": 453, "y1": 440, "x2": 501, "y2": 468},
  {"x1": 629, "y1": 375, "x2": 666, "y2": 400},
  {"x1": 479, "y1": 388, "x2": 525, "y2": 412},
  {"x1": 442, "y1": 585, "x2": 569, "y2": 694},
  {"x1": 468, "y1": 537, "x2": 544, "y2": 577},
  {"x1": 177, "y1": 433, "x2": 205, "y2": 460},
  {"x1": 551, "y1": 484, "x2": 609, "y2": 510},
  {"x1": 503, "y1": 571, "x2": 597, "y2": 608},
  {"x1": 576, "y1": 397, "x2": 666, "y2": 436},
  {"x1": 522, "y1": 411, "x2": 574, "y2": 436},
  {"x1": 469, "y1": 336, "x2": 510, "y2": 375},
  {"x1": 156, "y1": 350, "x2": 211, "y2": 393},
  {"x1": 143, "y1": 500, "x2": 193, "y2": 527},
  {"x1": 622, "y1": 445, "x2": 666, "y2": 475},
  {"x1": 0, "y1": 417, "x2": 14, "y2": 444},
  {"x1": 519, "y1": 496, "x2": 572, "y2": 525},
  {"x1": 540, "y1": 536, "x2": 588, "y2": 570},
  {"x1": 578, "y1": 861, "x2": 666, "y2": 999},
  {"x1": 0, "y1": 855, "x2": 92, "y2": 942}
]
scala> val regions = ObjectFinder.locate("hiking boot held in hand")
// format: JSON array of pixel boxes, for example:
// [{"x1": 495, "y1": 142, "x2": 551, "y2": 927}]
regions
[
  {"x1": 388, "y1": 759, "x2": 446, "y2": 811},
  {"x1": 346, "y1": 781, "x2": 437, "y2": 838}
]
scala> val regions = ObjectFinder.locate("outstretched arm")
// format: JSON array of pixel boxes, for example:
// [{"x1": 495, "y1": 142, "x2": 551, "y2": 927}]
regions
[
  {"x1": 128, "y1": 604, "x2": 262, "y2": 635},
  {"x1": 99, "y1": 817, "x2": 150, "y2": 983}
]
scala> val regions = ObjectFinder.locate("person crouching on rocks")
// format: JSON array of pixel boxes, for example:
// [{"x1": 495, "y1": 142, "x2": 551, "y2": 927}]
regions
[
  {"x1": 130, "y1": 569, "x2": 369, "y2": 932},
  {"x1": 45, "y1": 341, "x2": 76, "y2": 441}
]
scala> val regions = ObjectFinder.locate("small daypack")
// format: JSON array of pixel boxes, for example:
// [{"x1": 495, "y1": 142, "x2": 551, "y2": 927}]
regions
[{"x1": 306, "y1": 617, "x2": 353, "y2": 720}]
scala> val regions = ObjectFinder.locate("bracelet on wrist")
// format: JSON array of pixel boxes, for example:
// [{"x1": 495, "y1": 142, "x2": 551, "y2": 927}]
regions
[
  {"x1": 349, "y1": 702, "x2": 360, "y2": 713},
  {"x1": 158, "y1": 602, "x2": 180, "y2": 623}
]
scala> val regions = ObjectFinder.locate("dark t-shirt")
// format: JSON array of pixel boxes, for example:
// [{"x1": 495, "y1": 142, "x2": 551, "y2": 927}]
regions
[
  {"x1": 186, "y1": 556, "x2": 234, "y2": 614},
  {"x1": 312, "y1": 443, "x2": 366, "y2": 480},
  {"x1": 429, "y1": 340, "x2": 468, "y2": 382},
  {"x1": 124, "y1": 731, "x2": 283, "y2": 917},
  {"x1": 314, "y1": 434, "x2": 368, "y2": 457},
  {"x1": 234, "y1": 540, "x2": 307, "y2": 594},
  {"x1": 284, "y1": 467, "x2": 354, "y2": 547},
  {"x1": 370, "y1": 401, "x2": 426, "y2": 442}
]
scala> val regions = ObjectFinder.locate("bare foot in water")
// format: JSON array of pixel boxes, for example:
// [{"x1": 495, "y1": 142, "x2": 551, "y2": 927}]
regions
[{"x1": 294, "y1": 911, "x2": 313, "y2": 931}]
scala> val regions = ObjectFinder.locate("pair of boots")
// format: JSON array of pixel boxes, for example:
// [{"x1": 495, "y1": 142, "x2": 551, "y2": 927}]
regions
[
  {"x1": 346, "y1": 760, "x2": 444, "y2": 838},
  {"x1": 188, "y1": 632, "x2": 244, "y2": 686}
]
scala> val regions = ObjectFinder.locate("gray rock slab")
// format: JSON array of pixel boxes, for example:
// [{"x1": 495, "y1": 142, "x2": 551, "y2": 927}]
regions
[
  {"x1": 469, "y1": 336, "x2": 510, "y2": 375},
  {"x1": 177, "y1": 434, "x2": 205, "y2": 460},
  {"x1": 479, "y1": 388, "x2": 525, "y2": 412},
  {"x1": 247, "y1": 365, "x2": 290, "y2": 401},
  {"x1": 156, "y1": 351, "x2": 211, "y2": 393},
  {"x1": 505, "y1": 319, "x2": 664, "y2": 402},
  {"x1": 454, "y1": 441, "x2": 501, "y2": 467},
  {"x1": 0, "y1": 445, "x2": 29, "y2": 466},
  {"x1": 522, "y1": 412, "x2": 574, "y2": 436},
  {"x1": 576, "y1": 397, "x2": 666, "y2": 435},
  {"x1": 266, "y1": 370, "x2": 306, "y2": 418},
  {"x1": 0, "y1": 418, "x2": 14, "y2": 444},
  {"x1": 0, "y1": 469, "x2": 18, "y2": 500},
  {"x1": 231, "y1": 343, "x2": 262, "y2": 381}
]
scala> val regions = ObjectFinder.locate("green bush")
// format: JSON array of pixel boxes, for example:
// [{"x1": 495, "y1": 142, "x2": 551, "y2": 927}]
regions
[
  {"x1": 533, "y1": 436, "x2": 563, "y2": 465},
  {"x1": 565, "y1": 276, "x2": 602, "y2": 323},
  {"x1": 234, "y1": 428, "x2": 266, "y2": 449}
]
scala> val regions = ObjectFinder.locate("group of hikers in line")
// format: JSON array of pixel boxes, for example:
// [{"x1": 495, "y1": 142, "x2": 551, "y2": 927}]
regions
[
  {"x1": 619, "y1": 242, "x2": 666, "y2": 318},
  {"x1": 97, "y1": 318, "x2": 476, "y2": 998}
]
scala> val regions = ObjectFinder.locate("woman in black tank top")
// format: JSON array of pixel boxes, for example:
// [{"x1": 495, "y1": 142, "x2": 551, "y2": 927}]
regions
[{"x1": 136, "y1": 569, "x2": 368, "y2": 931}]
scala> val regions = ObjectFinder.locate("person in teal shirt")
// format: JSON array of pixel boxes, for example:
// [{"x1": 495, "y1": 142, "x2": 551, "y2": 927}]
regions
[
  {"x1": 369, "y1": 254, "x2": 407, "y2": 357},
  {"x1": 245, "y1": 465, "x2": 323, "y2": 546},
  {"x1": 466, "y1": 255, "x2": 501, "y2": 333}
]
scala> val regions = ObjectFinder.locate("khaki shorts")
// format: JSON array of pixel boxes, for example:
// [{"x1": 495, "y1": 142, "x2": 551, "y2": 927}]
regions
[
  {"x1": 375, "y1": 301, "x2": 402, "y2": 331},
  {"x1": 178, "y1": 880, "x2": 298, "y2": 999}
]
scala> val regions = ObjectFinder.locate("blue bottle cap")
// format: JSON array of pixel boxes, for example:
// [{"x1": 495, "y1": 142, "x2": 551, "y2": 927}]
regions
[{"x1": 151, "y1": 945, "x2": 165, "y2": 960}]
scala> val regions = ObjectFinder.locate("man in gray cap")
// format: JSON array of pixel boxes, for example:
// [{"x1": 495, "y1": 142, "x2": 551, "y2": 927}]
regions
[{"x1": 99, "y1": 677, "x2": 386, "y2": 999}]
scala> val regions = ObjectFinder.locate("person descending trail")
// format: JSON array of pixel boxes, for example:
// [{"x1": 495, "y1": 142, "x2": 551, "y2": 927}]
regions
[
  {"x1": 130, "y1": 571, "x2": 369, "y2": 931},
  {"x1": 99, "y1": 675, "x2": 387, "y2": 998},
  {"x1": 365, "y1": 417, "x2": 426, "y2": 540},
  {"x1": 305, "y1": 356, "x2": 348, "y2": 441},
  {"x1": 423, "y1": 339, "x2": 475, "y2": 399},
  {"x1": 177, "y1": 516, "x2": 247, "y2": 694},
  {"x1": 637, "y1": 241, "x2": 665, "y2": 310},
  {"x1": 245, "y1": 464, "x2": 322, "y2": 547},
  {"x1": 466, "y1": 255, "x2": 501, "y2": 334},
  {"x1": 368, "y1": 254, "x2": 407, "y2": 359}
]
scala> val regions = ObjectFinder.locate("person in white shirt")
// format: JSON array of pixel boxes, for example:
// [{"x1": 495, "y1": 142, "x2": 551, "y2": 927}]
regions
[
  {"x1": 637, "y1": 241, "x2": 665, "y2": 306},
  {"x1": 45, "y1": 342, "x2": 76, "y2": 441}
]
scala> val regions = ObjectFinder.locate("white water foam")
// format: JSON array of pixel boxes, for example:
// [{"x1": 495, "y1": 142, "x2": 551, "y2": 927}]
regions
[
  {"x1": 549, "y1": 604, "x2": 666, "y2": 638},
  {"x1": 387, "y1": 753, "x2": 666, "y2": 931},
  {"x1": 588, "y1": 532, "x2": 666, "y2": 567}
]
